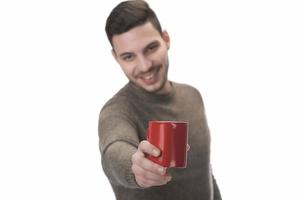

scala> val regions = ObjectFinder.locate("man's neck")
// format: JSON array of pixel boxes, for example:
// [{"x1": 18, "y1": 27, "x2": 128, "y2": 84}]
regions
[{"x1": 156, "y1": 80, "x2": 172, "y2": 95}]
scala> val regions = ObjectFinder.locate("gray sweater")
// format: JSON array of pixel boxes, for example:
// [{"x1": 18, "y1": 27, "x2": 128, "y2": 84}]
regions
[{"x1": 98, "y1": 81, "x2": 221, "y2": 200}]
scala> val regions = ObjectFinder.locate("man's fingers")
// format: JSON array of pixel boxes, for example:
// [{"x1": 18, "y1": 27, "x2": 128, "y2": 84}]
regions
[
  {"x1": 131, "y1": 164, "x2": 171, "y2": 182},
  {"x1": 131, "y1": 140, "x2": 174, "y2": 188},
  {"x1": 138, "y1": 140, "x2": 161, "y2": 157},
  {"x1": 132, "y1": 152, "x2": 166, "y2": 175},
  {"x1": 135, "y1": 175, "x2": 171, "y2": 188}
]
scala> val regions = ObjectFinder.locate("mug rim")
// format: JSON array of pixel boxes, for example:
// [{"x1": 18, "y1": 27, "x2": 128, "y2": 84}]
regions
[{"x1": 149, "y1": 120, "x2": 188, "y2": 124}]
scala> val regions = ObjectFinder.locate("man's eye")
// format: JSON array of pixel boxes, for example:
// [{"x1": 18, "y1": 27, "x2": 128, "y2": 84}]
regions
[
  {"x1": 122, "y1": 55, "x2": 134, "y2": 61},
  {"x1": 148, "y1": 44, "x2": 158, "y2": 52}
]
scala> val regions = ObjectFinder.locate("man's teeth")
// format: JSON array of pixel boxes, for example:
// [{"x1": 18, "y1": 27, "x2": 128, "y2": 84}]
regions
[{"x1": 144, "y1": 73, "x2": 154, "y2": 80}]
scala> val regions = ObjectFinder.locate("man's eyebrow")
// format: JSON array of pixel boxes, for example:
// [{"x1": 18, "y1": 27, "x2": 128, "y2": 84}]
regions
[
  {"x1": 119, "y1": 52, "x2": 132, "y2": 58},
  {"x1": 118, "y1": 40, "x2": 159, "y2": 57},
  {"x1": 143, "y1": 41, "x2": 159, "y2": 51}
]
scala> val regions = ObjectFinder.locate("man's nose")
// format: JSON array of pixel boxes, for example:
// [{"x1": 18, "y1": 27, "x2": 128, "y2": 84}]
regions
[{"x1": 137, "y1": 56, "x2": 152, "y2": 72}]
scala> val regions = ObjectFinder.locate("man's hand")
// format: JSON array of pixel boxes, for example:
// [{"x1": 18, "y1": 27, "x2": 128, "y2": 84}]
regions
[{"x1": 131, "y1": 140, "x2": 172, "y2": 188}]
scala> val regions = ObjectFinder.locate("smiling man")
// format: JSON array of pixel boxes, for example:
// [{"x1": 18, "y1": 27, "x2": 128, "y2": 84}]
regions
[
  {"x1": 112, "y1": 21, "x2": 171, "y2": 94},
  {"x1": 98, "y1": 1, "x2": 222, "y2": 200},
  {"x1": 112, "y1": 22, "x2": 171, "y2": 92}
]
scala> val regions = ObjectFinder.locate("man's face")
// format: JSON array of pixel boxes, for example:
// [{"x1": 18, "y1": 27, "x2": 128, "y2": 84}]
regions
[{"x1": 112, "y1": 22, "x2": 171, "y2": 94}]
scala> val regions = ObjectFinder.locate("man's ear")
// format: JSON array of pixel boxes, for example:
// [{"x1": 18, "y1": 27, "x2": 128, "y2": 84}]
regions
[{"x1": 162, "y1": 30, "x2": 170, "y2": 49}]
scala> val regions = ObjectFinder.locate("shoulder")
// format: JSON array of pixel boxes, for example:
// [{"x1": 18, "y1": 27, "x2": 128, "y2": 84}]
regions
[
  {"x1": 100, "y1": 85, "x2": 134, "y2": 118},
  {"x1": 173, "y1": 82, "x2": 203, "y2": 99},
  {"x1": 98, "y1": 86, "x2": 139, "y2": 154},
  {"x1": 171, "y1": 81, "x2": 206, "y2": 109}
]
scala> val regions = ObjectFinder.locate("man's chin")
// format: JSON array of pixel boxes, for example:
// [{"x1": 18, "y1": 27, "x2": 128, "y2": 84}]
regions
[
  {"x1": 141, "y1": 82, "x2": 167, "y2": 94},
  {"x1": 133, "y1": 81, "x2": 160, "y2": 93}
]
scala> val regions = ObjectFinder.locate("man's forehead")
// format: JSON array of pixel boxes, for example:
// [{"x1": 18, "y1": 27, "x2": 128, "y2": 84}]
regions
[{"x1": 112, "y1": 22, "x2": 162, "y2": 54}]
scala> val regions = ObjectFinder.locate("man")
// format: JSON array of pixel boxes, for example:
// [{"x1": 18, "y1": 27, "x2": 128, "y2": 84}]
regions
[{"x1": 98, "y1": 1, "x2": 222, "y2": 199}]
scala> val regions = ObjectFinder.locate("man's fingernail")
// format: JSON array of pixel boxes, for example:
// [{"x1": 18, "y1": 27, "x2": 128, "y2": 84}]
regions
[
  {"x1": 158, "y1": 167, "x2": 165, "y2": 174},
  {"x1": 153, "y1": 149, "x2": 160, "y2": 156},
  {"x1": 165, "y1": 176, "x2": 172, "y2": 184}
]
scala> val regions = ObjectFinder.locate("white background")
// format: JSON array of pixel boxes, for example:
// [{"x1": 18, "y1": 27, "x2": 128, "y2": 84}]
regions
[{"x1": 0, "y1": 0, "x2": 299, "y2": 199}]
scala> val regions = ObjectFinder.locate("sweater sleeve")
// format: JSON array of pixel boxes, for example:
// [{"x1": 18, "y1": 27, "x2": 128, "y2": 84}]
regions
[
  {"x1": 212, "y1": 174, "x2": 222, "y2": 200},
  {"x1": 98, "y1": 101, "x2": 141, "y2": 188},
  {"x1": 101, "y1": 141, "x2": 140, "y2": 188}
]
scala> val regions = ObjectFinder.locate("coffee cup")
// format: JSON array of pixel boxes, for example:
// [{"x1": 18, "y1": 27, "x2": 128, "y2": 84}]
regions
[{"x1": 146, "y1": 121, "x2": 188, "y2": 168}]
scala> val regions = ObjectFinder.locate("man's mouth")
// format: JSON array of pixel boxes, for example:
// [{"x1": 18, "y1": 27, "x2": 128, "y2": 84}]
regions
[
  {"x1": 144, "y1": 73, "x2": 155, "y2": 80},
  {"x1": 138, "y1": 67, "x2": 159, "y2": 84}
]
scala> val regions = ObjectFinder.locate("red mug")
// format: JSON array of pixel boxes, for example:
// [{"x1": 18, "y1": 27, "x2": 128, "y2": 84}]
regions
[{"x1": 146, "y1": 121, "x2": 188, "y2": 168}]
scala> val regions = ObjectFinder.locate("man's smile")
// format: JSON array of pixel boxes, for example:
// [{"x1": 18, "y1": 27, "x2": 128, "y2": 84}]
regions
[{"x1": 138, "y1": 66, "x2": 160, "y2": 85}]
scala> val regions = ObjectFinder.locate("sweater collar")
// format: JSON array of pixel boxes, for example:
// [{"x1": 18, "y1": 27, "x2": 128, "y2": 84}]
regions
[{"x1": 127, "y1": 81, "x2": 175, "y2": 102}]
